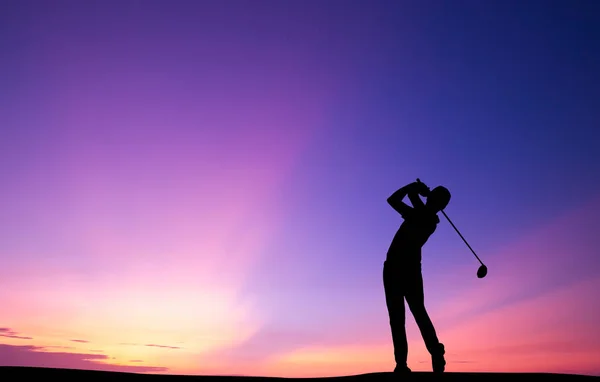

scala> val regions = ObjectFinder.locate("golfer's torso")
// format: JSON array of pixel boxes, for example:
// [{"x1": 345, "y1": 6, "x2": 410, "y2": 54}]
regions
[{"x1": 386, "y1": 213, "x2": 439, "y2": 264}]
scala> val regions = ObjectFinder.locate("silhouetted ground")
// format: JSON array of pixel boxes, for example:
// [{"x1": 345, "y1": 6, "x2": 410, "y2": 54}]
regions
[{"x1": 0, "y1": 367, "x2": 598, "y2": 381}]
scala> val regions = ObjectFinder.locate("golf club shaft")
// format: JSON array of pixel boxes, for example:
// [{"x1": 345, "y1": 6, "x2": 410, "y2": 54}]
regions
[
  {"x1": 415, "y1": 178, "x2": 485, "y2": 266},
  {"x1": 440, "y1": 210, "x2": 484, "y2": 266}
]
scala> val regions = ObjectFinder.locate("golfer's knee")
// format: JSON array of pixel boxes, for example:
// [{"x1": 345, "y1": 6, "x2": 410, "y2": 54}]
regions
[
  {"x1": 388, "y1": 306, "x2": 403, "y2": 320},
  {"x1": 409, "y1": 303, "x2": 427, "y2": 317},
  {"x1": 387, "y1": 304, "x2": 404, "y2": 320}
]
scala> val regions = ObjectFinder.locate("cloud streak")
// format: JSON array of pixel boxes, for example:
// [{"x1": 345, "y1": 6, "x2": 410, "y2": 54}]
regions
[
  {"x1": 0, "y1": 344, "x2": 167, "y2": 373},
  {"x1": 0, "y1": 328, "x2": 32, "y2": 340},
  {"x1": 145, "y1": 344, "x2": 181, "y2": 350}
]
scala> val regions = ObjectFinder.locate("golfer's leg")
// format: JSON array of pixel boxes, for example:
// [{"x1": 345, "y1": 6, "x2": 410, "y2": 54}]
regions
[
  {"x1": 404, "y1": 271, "x2": 441, "y2": 355},
  {"x1": 383, "y1": 263, "x2": 408, "y2": 367}
]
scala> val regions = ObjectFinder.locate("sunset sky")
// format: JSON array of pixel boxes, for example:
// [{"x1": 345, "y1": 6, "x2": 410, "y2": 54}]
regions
[{"x1": 1, "y1": 0, "x2": 600, "y2": 377}]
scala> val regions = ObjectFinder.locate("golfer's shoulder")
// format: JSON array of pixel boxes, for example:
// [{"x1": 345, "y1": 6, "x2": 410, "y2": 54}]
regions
[
  {"x1": 420, "y1": 210, "x2": 439, "y2": 228},
  {"x1": 412, "y1": 205, "x2": 432, "y2": 219}
]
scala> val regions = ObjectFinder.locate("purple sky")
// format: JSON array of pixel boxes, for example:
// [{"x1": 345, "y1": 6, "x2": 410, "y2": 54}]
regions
[{"x1": 1, "y1": 0, "x2": 599, "y2": 377}]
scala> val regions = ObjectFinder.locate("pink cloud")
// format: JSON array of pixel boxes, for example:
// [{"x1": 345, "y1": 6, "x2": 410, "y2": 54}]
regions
[
  {"x1": 0, "y1": 328, "x2": 32, "y2": 341},
  {"x1": 144, "y1": 344, "x2": 181, "y2": 350},
  {"x1": 0, "y1": 344, "x2": 167, "y2": 373}
]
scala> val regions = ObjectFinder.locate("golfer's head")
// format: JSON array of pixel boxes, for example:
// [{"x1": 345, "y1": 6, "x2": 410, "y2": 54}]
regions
[{"x1": 426, "y1": 186, "x2": 451, "y2": 212}]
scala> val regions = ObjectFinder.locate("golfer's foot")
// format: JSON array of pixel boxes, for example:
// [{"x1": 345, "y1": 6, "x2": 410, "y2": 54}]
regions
[
  {"x1": 432, "y1": 343, "x2": 446, "y2": 373},
  {"x1": 394, "y1": 364, "x2": 411, "y2": 374}
]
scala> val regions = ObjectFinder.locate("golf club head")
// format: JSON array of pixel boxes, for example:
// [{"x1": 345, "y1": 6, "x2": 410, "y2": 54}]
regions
[{"x1": 477, "y1": 264, "x2": 488, "y2": 279}]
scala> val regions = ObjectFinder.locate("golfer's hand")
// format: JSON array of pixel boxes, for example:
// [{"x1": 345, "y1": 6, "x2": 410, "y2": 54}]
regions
[{"x1": 413, "y1": 180, "x2": 430, "y2": 197}]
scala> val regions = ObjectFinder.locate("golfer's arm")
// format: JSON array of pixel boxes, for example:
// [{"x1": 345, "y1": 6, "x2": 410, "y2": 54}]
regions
[
  {"x1": 387, "y1": 186, "x2": 413, "y2": 217},
  {"x1": 407, "y1": 191, "x2": 425, "y2": 209}
]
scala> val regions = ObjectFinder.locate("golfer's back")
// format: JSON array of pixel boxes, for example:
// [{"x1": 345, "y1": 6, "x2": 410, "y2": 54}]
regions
[{"x1": 386, "y1": 207, "x2": 439, "y2": 266}]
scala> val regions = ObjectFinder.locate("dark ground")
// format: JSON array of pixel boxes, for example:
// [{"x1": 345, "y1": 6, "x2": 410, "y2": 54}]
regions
[{"x1": 1, "y1": 367, "x2": 599, "y2": 382}]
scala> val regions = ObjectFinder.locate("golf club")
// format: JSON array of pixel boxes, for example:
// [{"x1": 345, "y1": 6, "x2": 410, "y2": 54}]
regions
[{"x1": 416, "y1": 179, "x2": 488, "y2": 279}]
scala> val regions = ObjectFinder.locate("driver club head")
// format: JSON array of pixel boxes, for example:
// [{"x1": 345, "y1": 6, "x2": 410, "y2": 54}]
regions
[{"x1": 477, "y1": 264, "x2": 488, "y2": 279}]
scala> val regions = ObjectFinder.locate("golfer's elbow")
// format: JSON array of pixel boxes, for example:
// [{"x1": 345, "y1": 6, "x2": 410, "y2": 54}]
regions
[
  {"x1": 388, "y1": 197, "x2": 410, "y2": 217},
  {"x1": 387, "y1": 188, "x2": 406, "y2": 206},
  {"x1": 387, "y1": 186, "x2": 411, "y2": 215},
  {"x1": 387, "y1": 195, "x2": 401, "y2": 211},
  {"x1": 386, "y1": 195, "x2": 395, "y2": 207}
]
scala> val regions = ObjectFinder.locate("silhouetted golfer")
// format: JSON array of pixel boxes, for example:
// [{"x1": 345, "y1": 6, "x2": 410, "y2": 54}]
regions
[{"x1": 384, "y1": 180, "x2": 451, "y2": 373}]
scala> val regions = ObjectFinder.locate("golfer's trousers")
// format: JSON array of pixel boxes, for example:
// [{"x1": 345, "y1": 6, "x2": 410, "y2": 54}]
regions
[{"x1": 383, "y1": 260, "x2": 441, "y2": 365}]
